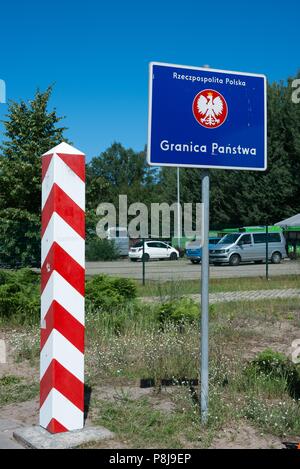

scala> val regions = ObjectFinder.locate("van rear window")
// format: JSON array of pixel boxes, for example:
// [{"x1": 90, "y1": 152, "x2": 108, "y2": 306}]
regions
[{"x1": 253, "y1": 233, "x2": 281, "y2": 243}]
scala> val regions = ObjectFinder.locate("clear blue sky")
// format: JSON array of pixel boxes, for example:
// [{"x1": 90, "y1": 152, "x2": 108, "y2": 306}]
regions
[{"x1": 0, "y1": 0, "x2": 299, "y2": 160}]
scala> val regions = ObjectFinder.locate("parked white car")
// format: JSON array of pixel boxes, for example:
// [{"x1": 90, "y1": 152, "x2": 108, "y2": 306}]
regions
[{"x1": 129, "y1": 241, "x2": 179, "y2": 261}]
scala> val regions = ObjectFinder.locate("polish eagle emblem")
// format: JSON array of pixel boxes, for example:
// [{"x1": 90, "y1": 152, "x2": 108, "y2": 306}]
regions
[{"x1": 192, "y1": 89, "x2": 228, "y2": 128}]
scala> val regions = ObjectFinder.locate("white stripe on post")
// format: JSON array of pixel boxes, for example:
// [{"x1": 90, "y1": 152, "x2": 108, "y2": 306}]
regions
[
  {"x1": 41, "y1": 272, "x2": 85, "y2": 325},
  {"x1": 40, "y1": 389, "x2": 84, "y2": 431},
  {"x1": 40, "y1": 330, "x2": 85, "y2": 382},
  {"x1": 41, "y1": 213, "x2": 85, "y2": 267},
  {"x1": 40, "y1": 142, "x2": 85, "y2": 434},
  {"x1": 42, "y1": 154, "x2": 85, "y2": 210}
]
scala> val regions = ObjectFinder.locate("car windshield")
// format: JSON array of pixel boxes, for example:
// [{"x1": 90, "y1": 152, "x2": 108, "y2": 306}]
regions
[{"x1": 219, "y1": 233, "x2": 240, "y2": 244}]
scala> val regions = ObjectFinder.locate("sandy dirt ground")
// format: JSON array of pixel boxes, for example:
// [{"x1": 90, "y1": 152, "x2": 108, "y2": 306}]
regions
[{"x1": 1, "y1": 316, "x2": 299, "y2": 449}]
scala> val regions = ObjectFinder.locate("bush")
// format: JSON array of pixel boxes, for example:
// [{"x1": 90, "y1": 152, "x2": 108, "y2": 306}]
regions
[
  {"x1": 86, "y1": 238, "x2": 120, "y2": 261},
  {"x1": 158, "y1": 298, "x2": 199, "y2": 324},
  {"x1": 13, "y1": 268, "x2": 39, "y2": 285},
  {"x1": 0, "y1": 269, "x2": 138, "y2": 325},
  {"x1": 85, "y1": 274, "x2": 137, "y2": 311},
  {"x1": 0, "y1": 208, "x2": 40, "y2": 267},
  {"x1": 86, "y1": 301, "x2": 156, "y2": 337},
  {"x1": 248, "y1": 348, "x2": 300, "y2": 398},
  {"x1": 0, "y1": 269, "x2": 13, "y2": 286},
  {"x1": 158, "y1": 298, "x2": 215, "y2": 325},
  {"x1": 109, "y1": 277, "x2": 137, "y2": 300},
  {"x1": 0, "y1": 268, "x2": 40, "y2": 325}
]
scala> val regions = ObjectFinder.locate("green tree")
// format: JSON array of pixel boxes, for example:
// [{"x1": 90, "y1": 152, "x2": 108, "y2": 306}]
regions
[
  {"x1": 86, "y1": 142, "x2": 157, "y2": 239},
  {"x1": 0, "y1": 87, "x2": 67, "y2": 266},
  {"x1": 87, "y1": 142, "x2": 156, "y2": 206}
]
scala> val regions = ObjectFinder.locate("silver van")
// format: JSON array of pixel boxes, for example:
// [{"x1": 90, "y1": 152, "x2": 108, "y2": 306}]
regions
[
  {"x1": 209, "y1": 231, "x2": 287, "y2": 266},
  {"x1": 107, "y1": 227, "x2": 129, "y2": 256}
]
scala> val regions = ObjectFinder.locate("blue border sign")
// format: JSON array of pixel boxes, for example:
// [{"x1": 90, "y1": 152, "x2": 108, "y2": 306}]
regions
[{"x1": 147, "y1": 62, "x2": 267, "y2": 171}]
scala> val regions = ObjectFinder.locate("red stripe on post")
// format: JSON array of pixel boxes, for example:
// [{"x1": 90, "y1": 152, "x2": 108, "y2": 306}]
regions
[
  {"x1": 41, "y1": 242, "x2": 85, "y2": 295},
  {"x1": 46, "y1": 418, "x2": 68, "y2": 434},
  {"x1": 40, "y1": 300, "x2": 84, "y2": 353},
  {"x1": 41, "y1": 183, "x2": 85, "y2": 238},
  {"x1": 57, "y1": 153, "x2": 85, "y2": 181},
  {"x1": 42, "y1": 154, "x2": 53, "y2": 181},
  {"x1": 40, "y1": 359, "x2": 84, "y2": 411}
]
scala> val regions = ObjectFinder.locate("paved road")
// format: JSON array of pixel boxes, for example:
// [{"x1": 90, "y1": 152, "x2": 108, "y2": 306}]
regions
[
  {"x1": 0, "y1": 419, "x2": 24, "y2": 449},
  {"x1": 86, "y1": 259, "x2": 300, "y2": 281},
  {"x1": 142, "y1": 288, "x2": 300, "y2": 304}
]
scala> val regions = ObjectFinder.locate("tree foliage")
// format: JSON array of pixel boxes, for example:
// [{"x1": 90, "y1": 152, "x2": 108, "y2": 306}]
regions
[
  {"x1": 1, "y1": 74, "x2": 300, "y2": 266},
  {"x1": 86, "y1": 142, "x2": 157, "y2": 208},
  {"x1": 86, "y1": 142, "x2": 157, "y2": 240},
  {"x1": 0, "y1": 87, "x2": 67, "y2": 266}
]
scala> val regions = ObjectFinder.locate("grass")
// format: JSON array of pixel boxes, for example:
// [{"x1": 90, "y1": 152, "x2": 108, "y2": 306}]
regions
[
  {"x1": 8, "y1": 327, "x2": 40, "y2": 364},
  {"x1": 88, "y1": 359, "x2": 300, "y2": 447},
  {"x1": 1, "y1": 268, "x2": 300, "y2": 447},
  {"x1": 135, "y1": 275, "x2": 300, "y2": 298},
  {"x1": 84, "y1": 296, "x2": 300, "y2": 382},
  {"x1": 84, "y1": 297, "x2": 300, "y2": 385},
  {"x1": 210, "y1": 296, "x2": 300, "y2": 321},
  {"x1": 84, "y1": 294, "x2": 300, "y2": 446},
  {"x1": 94, "y1": 396, "x2": 198, "y2": 448},
  {"x1": 91, "y1": 389, "x2": 217, "y2": 449},
  {"x1": 241, "y1": 395, "x2": 300, "y2": 437},
  {"x1": 0, "y1": 375, "x2": 39, "y2": 407}
]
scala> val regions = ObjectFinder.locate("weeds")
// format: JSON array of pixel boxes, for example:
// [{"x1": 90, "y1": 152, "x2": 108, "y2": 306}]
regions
[
  {"x1": 136, "y1": 275, "x2": 300, "y2": 297},
  {"x1": 242, "y1": 396, "x2": 300, "y2": 437},
  {"x1": 93, "y1": 394, "x2": 205, "y2": 448},
  {"x1": 0, "y1": 375, "x2": 39, "y2": 406},
  {"x1": 1, "y1": 271, "x2": 300, "y2": 447},
  {"x1": 8, "y1": 328, "x2": 40, "y2": 364}
]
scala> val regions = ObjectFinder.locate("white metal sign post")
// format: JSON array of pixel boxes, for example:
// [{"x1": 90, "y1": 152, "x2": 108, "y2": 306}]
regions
[
  {"x1": 200, "y1": 171, "x2": 209, "y2": 422},
  {"x1": 148, "y1": 62, "x2": 267, "y2": 424}
]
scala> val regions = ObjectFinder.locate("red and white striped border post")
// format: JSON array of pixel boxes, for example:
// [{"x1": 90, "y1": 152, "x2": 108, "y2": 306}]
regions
[{"x1": 40, "y1": 142, "x2": 85, "y2": 433}]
